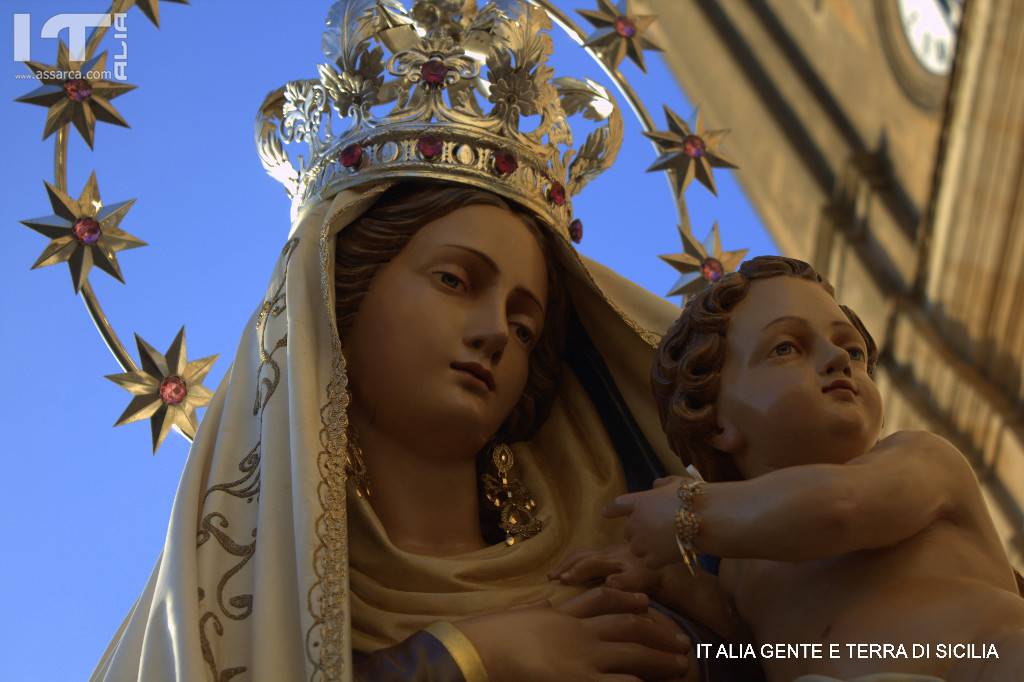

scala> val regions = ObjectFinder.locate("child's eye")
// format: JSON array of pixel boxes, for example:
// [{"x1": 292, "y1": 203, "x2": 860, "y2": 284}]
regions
[
  {"x1": 514, "y1": 324, "x2": 535, "y2": 346},
  {"x1": 436, "y1": 271, "x2": 466, "y2": 291},
  {"x1": 848, "y1": 347, "x2": 866, "y2": 362},
  {"x1": 769, "y1": 341, "x2": 797, "y2": 357}
]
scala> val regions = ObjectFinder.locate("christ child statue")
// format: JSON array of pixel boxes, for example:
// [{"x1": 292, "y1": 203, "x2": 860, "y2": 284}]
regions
[{"x1": 561, "y1": 255, "x2": 1024, "y2": 682}]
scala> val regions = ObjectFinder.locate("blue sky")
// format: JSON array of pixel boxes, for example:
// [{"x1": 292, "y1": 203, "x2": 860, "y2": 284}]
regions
[{"x1": 1, "y1": 1, "x2": 773, "y2": 678}]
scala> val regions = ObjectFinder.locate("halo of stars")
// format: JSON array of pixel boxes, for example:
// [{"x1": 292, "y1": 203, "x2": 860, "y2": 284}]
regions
[
  {"x1": 578, "y1": 0, "x2": 662, "y2": 73},
  {"x1": 645, "y1": 105, "x2": 738, "y2": 198},
  {"x1": 106, "y1": 328, "x2": 218, "y2": 453},
  {"x1": 19, "y1": 172, "x2": 146, "y2": 293},
  {"x1": 660, "y1": 221, "x2": 748, "y2": 298}
]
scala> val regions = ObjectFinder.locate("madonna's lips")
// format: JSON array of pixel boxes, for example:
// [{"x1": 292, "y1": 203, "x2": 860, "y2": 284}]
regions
[
  {"x1": 451, "y1": 361, "x2": 496, "y2": 391},
  {"x1": 823, "y1": 378, "x2": 857, "y2": 395}
]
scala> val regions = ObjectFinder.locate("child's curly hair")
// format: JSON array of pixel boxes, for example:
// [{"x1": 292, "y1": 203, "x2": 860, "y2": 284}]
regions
[{"x1": 651, "y1": 255, "x2": 878, "y2": 482}]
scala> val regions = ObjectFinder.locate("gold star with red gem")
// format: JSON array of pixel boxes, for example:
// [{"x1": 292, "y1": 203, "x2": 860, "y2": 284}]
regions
[
  {"x1": 20, "y1": 172, "x2": 146, "y2": 294},
  {"x1": 16, "y1": 42, "x2": 136, "y2": 149},
  {"x1": 122, "y1": 0, "x2": 190, "y2": 28},
  {"x1": 660, "y1": 222, "x2": 748, "y2": 298},
  {"x1": 106, "y1": 328, "x2": 218, "y2": 453},
  {"x1": 578, "y1": 0, "x2": 661, "y2": 73},
  {"x1": 645, "y1": 106, "x2": 738, "y2": 198}
]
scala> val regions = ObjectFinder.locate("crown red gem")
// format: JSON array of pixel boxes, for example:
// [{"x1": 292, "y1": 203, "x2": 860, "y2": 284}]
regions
[
  {"x1": 72, "y1": 217, "x2": 101, "y2": 245},
  {"x1": 569, "y1": 218, "x2": 583, "y2": 243},
  {"x1": 420, "y1": 60, "x2": 449, "y2": 87},
  {"x1": 417, "y1": 135, "x2": 443, "y2": 160},
  {"x1": 63, "y1": 79, "x2": 93, "y2": 102},
  {"x1": 339, "y1": 143, "x2": 363, "y2": 168},
  {"x1": 493, "y1": 150, "x2": 517, "y2": 176},
  {"x1": 158, "y1": 375, "x2": 188, "y2": 405},
  {"x1": 548, "y1": 181, "x2": 566, "y2": 206}
]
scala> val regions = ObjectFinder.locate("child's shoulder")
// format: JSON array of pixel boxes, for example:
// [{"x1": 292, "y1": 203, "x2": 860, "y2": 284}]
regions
[
  {"x1": 851, "y1": 430, "x2": 980, "y2": 513},
  {"x1": 857, "y1": 430, "x2": 970, "y2": 474}
]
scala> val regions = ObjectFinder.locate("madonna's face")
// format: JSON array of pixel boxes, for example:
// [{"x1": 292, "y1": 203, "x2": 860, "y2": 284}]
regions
[
  {"x1": 343, "y1": 203, "x2": 549, "y2": 455},
  {"x1": 714, "y1": 276, "x2": 883, "y2": 477}
]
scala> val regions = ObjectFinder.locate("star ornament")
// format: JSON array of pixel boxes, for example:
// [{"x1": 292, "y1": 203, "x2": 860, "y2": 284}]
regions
[
  {"x1": 122, "y1": 0, "x2": 190, "y2": 28},
  {"x1": 106, "y1": 328, "x2": 218, "y2": 453},
  {"x1": 20, "y1": 172, "x2": 146, "y2": 294},
  {"x1": 16, "y1": 42, "x2": 136, "y2": 149},
  {"x1": 578, "y1": 0, "x2": 661, "y2": 73},
  {"x1": 660, "y1": 222, "x2": 748, "y2": 299},
  {"x1": 645, "y1": 106, "x2": 738, "y2": 198}
]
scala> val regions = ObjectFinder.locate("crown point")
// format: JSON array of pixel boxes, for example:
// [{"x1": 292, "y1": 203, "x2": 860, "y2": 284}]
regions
[
  {"x1": 72, "y1": 217, "x2": 101, "y2": 245},
  {"x1": 339, "y1": 143, "x2": 364, "y2": 169},
  {"x1": 701, "y1": 257, "x2": 724, "y2": 282},
  {"x1": 417, "y1": 135, "x2": 444, "y2": 160},
  {"x1": 63, "y1": 79, "x2": 93, "y2": 102},
  {"x1": 548, "y1": 181, "x2": 566, "y2": 206},
  {"x1": 570, "y1": 218, "x2": 584, "y2": 244},
  {"x1": 493, "y1": 150, "x2": 518, "y2": 176},
  {"x1": 683, "y1": 134, "x2": 706, "y2": 159},
  {"x1": 614, "y1": 16, "x2": 637, "y2": 38},
  {"x1": 158, "y1": 375, "x2": 188, "y2": 405},
  {"x1": 420, "y1": 60, "x2": 449, "y2": 87}
]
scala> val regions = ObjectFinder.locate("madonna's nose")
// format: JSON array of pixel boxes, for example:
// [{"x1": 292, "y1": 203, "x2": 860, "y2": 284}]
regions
[{"x1": 465, "y1": 305, "x2": 509, "y2": 362}]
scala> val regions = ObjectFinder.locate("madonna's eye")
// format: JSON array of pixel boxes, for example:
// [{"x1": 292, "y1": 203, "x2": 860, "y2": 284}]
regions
[
  {"x1": 514, "y1": 324, "x2": 535, "y2": 346},
  {"x1": 769, "y1": 341, "x2": 797, "y2": 357},
  {"x1": 437, "y1": 271, "x2": 466, "y2": 290}
]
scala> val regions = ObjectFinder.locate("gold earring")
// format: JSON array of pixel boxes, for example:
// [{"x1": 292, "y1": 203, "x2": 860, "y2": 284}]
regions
[
  {"x1": 345, "y1": 422, "x2": 371, "y2": 499},
  {"x1": 482, "y1": 443, "x2": 541, "y2": 545}
]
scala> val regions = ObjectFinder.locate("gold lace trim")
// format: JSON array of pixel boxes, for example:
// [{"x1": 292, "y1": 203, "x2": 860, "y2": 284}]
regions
[
  {"x1": 562, "y1": 238, "x2": 661, "y2": 349},
  {"x1": 305, "y1": 198, "x2": 362, "y2": 682},
  {"x1": 196, "y1": 238, "x2": 299, "y2": 680}
]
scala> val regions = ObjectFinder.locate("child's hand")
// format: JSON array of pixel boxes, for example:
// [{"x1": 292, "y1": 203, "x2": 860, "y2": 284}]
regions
[
  {"x1": 549, "y1": 544, "x2": 663, "y2": 595},
  {"x1": 603, "y1": 476, "x2": 687, "y2": 571}
]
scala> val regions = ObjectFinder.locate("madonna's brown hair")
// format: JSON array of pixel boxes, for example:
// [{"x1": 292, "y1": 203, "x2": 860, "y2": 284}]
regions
[
  {"x1": 334, "y1": 181, "x2": 568, "y2": 443},
  {"x1": 651, "y1": 255, "x2": 878, "y2": 482}
]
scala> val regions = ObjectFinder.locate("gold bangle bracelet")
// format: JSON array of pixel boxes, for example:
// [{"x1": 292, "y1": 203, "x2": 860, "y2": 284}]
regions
[
  {"x1": 674, "y1": 478, "x2": 704, "y2": 576},
  {"x1": 425, "y1": 621, "x2": 490, "y2": 682}
]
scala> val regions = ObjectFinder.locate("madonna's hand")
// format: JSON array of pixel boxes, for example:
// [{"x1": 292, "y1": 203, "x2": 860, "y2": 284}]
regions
[{"x1": 454, "y1": 587, "x2": 691, "y2": 682}]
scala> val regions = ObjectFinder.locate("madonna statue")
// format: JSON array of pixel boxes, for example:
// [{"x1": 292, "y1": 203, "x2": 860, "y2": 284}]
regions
[{"x1": 91, "y1": 1, "x2": 758, "y2": 680}]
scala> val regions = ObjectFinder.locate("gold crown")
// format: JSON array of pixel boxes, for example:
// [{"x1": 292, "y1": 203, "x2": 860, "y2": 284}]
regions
[{"x1": 256, "y1": 0, "x2": 623, "y2": 241}]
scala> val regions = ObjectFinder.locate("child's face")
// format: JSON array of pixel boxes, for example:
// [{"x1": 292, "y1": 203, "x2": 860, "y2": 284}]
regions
[{"x1": 712, "y1": 276, "x2": 883, "y2": 477}]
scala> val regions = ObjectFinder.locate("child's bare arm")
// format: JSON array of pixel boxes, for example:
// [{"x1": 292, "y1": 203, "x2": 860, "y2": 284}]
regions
[
  {"x1": 607, "y1": 430, "x2": 975, "y2": 566},
  {"x1": 703, "y1": 430, "x2": 973, "y2": 560}
]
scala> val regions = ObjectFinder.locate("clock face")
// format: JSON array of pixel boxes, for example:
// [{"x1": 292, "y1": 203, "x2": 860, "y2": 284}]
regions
[{"x1": 896, "y1": 0, "x2": 962, "y2": 75}]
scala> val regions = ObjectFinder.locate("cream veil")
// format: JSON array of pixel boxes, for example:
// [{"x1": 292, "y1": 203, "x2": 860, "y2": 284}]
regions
[{"x1": 90, "y1": 182, "x2": 684, "y2": 681}]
